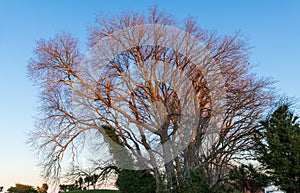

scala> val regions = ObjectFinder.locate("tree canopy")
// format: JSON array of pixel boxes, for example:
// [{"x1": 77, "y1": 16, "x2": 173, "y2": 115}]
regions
[
  {"x1": 36, "y1": 184, "x2": 48, "y2": 193},
  {"x1": 255, "y1": 104, "x2": 300, "y2": 193},
  {"x1": 28, "y1": 7, "x2": 274, "y2": 192},
  {"x1": 7, "y1": 184, "x2": 37, "y2": 193}
]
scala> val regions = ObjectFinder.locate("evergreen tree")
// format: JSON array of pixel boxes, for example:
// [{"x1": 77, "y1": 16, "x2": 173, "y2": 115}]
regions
[
  {"x1": 101, "y1": 125, "x2": 156, "y2": 193},
  {"x1": 78, "y1": 177, "x2": 83, "y2": 190},
  {"x1": 255, "y1": 105, "x2": 300, "y2": 193},
  {"x1": 229, "y1": 164, "x2": 267, "y2": 193}
]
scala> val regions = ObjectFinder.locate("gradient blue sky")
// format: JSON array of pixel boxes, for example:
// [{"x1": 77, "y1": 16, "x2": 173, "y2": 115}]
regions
[{"x1": 0, "y1": 0, "x2": 299, "y2": 190}]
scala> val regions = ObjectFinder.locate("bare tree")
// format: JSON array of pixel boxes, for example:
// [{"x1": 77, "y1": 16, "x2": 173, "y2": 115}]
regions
[{"x1": 28, "y1": 7, "x2": 273, "y2": 191}]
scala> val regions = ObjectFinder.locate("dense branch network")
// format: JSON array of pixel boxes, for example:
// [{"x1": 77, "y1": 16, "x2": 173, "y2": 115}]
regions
[{"x1": 28, "y1": 7, "x2": 273, "y2": 191}]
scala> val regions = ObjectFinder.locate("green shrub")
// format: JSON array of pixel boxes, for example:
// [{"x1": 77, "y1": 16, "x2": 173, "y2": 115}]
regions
[
  {"x1": 171, "y1": 169, "x2": 210, "y2": 193},
  {"x1": 116, "y1": 169, "x2": 156, "y2": 193}
]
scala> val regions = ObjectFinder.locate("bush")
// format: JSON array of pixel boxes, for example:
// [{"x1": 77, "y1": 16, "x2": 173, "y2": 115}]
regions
[
  {"x1": 171, "y1": 169, "x2": 210, "y2": 193},
  {"x1": 116, "y1": 169, "x2": 156, "y2": 193}
]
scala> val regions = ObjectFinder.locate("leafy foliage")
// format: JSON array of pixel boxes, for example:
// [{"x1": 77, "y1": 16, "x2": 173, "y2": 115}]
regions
[
  {"x1": 116, "y1": 169, "x2": 156, "y2": 193},
  {"x1": 7, "y1": 184, "x2": 37, "y2": 193},
  {"x1": 171, "y1": 169, "x2": 210, "y2": 193},
  {"x1": 37, "y1": 184, "x2": 48, "y2": 193},
  {"x1": 229, "y1": 164, "x2": 267, "y2": 193},
  {"x1": 60, "y1": 184, "x2": 77, "y2": 192},
  {"x1": 78, "y1": 177, "x2": 84, "y2": 189},
  {"x1": 255, "y1": 105, "x2": 300, "y2": 193},
  {"x1": 67, "y1": 190, "x2": 119, "y2": 193}
]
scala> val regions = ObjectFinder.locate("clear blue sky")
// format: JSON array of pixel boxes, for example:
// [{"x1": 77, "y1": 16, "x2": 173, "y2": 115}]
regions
[{"x1": 0, "y1": 0, "x2": 299, "y2": 190}]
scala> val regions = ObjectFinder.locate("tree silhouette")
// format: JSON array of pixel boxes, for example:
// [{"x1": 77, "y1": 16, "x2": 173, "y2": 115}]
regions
[{"x1": 78, "y1": 177, "x2": 83, "y2": 190}]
